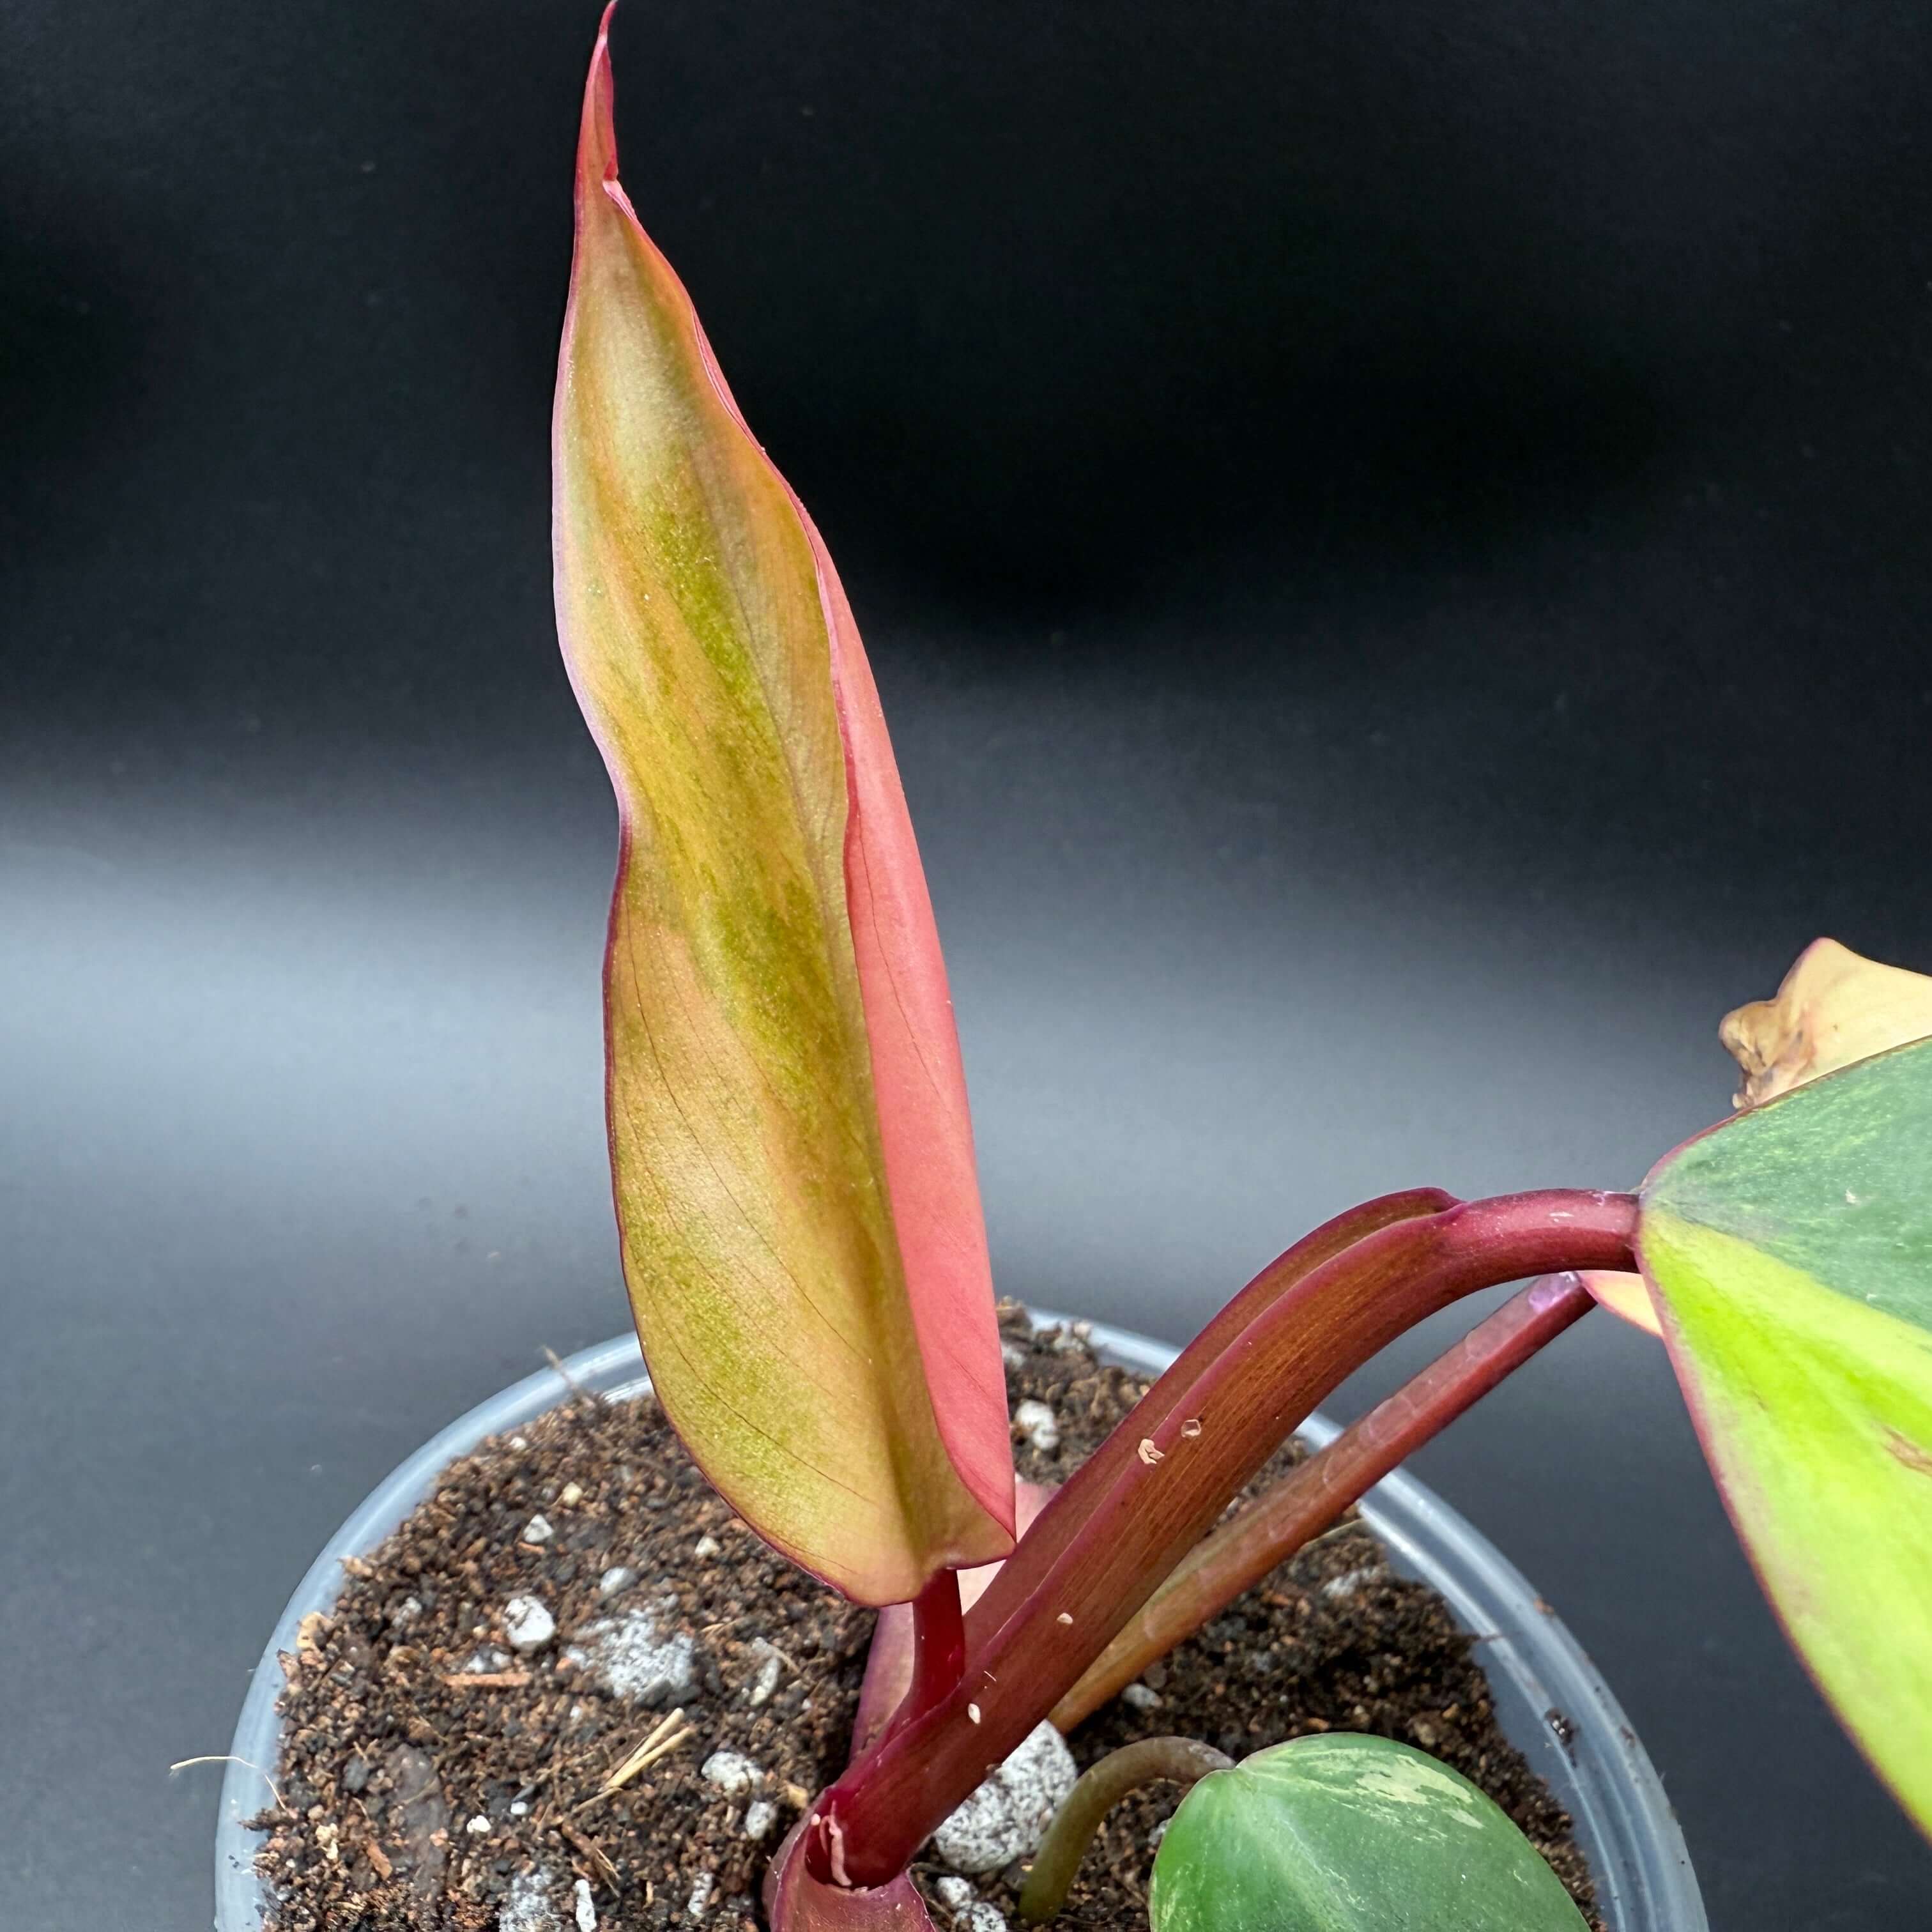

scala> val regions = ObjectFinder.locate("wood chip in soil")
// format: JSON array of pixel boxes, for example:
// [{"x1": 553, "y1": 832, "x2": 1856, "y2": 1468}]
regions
[{"x1": 250, "y1": 1303, "x2": 1603, "y2": 1931}]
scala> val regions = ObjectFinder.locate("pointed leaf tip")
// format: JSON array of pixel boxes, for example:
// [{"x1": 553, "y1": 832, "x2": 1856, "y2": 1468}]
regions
[
  {"x1": 553, "y1": 23, "x2": 1012, "y2": 1604},
  {"x1": 1576, "y1": 1269, "x2": 1663, "y2": 1338}
]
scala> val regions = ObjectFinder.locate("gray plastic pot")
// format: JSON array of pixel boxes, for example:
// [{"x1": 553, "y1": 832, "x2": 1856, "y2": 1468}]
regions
[{"x1": 215, "y1": 1319, "x2": 1706, "y2": 1932}]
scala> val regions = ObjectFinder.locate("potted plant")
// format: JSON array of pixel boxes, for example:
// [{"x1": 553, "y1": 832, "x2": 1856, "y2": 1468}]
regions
[{"x1": 215, "y1": 12, "x2": 1932, "y2": 1931}]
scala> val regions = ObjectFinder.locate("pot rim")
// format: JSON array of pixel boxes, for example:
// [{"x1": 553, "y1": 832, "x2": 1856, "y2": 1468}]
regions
[{"x1": 216, "y1": 1318, "x2": 1706, "y2": 1932}]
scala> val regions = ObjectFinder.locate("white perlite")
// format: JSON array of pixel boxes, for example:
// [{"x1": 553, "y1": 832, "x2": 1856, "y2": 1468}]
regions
[
  {"x1": 573, "y1": 1876, "x2": 598, "y2": 1931},
  {"x1": 1012, "y1": 1400, "x2": 1060, "y2": 1453},
  {"x1": 1322, "y1": 1568, "x2": 1375, "y2": 1602},
  {"x1": 930, "y1": 1721, "x2": 1077, "y2": 1874},
  {"x1": 742, "y1": 1798, "x2": 778, "y2": 1841},
  {"x1": 502, "y1": 1595, "x2": 556, "y2": 1653},
  {"x1": 686, "y1": 1872, "x2": 716, "y2": 1918},
  {"x1": 1121, "y1": 1682, "x2": 1162, "y2": 1711},
  {"x1": 565, "y1": 1600, "x2": 700, "y2": 1703},
  {"x1": 523, "y1": 1514, "x2": 555, "y2": 1545},
  {"x1": 466, "y1": 1814, "x2": 493, "y2": 1837},
  {"x1": 693, "y1": 1535, "x2": 721, "y2": 1559},
  {"x1": 597, "y1": 1566, "x2": 637, "y2": 1600},
  {"x1": 498, "y1": 1869, "x2": 562, "y2": 1932},
  {"x1": 702, "y1": 1749, "x2": 764, "y2": 1797},
  {"x1": 465, "y1": 1646, "x2": 514, "y2": 1673},
  {"x1": 935, "y1": 1889, "x2": 1010, "y2": 1932},
  {"x1": 745, "y1": 1638, "x2": 785, "y2": 1707}
]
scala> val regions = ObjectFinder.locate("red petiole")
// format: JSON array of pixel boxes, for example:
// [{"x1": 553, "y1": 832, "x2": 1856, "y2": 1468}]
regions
[
  {"x1": 809, "y1": 1188, "x2": 1637, "y2": 1887},
  {"x1": 964, "y1": 1187, "x2": 1458, "y2": 1644},
  {"x1": 899, "y1": 1570, "x2": 966, "y2": 1735},
  {"x1": 1052, "y1": 1269, "x2": 1598, "y2": 1729}
]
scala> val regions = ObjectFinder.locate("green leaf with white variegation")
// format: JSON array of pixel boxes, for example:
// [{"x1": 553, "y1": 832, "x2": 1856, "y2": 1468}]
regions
[
  {"x1": 1639, "y1": 1034, "x2": 1932, "y2": 1836},
  {"x1": 1149, "y1": 1735, "x2": 1586, "y2": 1932}
]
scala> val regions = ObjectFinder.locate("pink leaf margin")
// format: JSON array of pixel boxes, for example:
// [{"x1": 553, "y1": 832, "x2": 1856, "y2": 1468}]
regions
[{"x1": 558, "y1": 4, "x2": 1015, "y2": 1556}]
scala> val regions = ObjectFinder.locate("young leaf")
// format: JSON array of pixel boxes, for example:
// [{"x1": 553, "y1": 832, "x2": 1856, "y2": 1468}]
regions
[
  {"x1": 1638, "y1": 1035, "x2": 1932, "y2": 1834},
  {"x1": 552, "y1": 8, "x2": 1012, "y2": 1605},
  {"x1": 1721, "y1": 937, "x2": 1932, "y2": 1107},
  {"x1": 1149, "y1": 1735, "x2": 1587, "y2": 1932},
  {"x1": 1575, "y1": 1268, "x2": 1662, "y2": 1338}
]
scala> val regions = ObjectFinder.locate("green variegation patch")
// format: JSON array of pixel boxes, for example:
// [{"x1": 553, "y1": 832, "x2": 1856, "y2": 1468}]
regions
[
  {"x1": 1640, "y1": 1035, "x2": 1932, "y2": 1833},
  {"x1": 1149, "y1": 1735, "x2": 1586, "y2": 1932}
]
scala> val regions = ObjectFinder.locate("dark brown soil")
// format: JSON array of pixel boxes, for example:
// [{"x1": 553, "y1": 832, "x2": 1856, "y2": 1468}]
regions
[{"x1": 252, "y1": 1307, "x2": 1600, "y2": 1932}]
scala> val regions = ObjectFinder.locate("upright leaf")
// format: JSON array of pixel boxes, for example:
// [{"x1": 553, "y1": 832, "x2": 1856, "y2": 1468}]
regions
[
  {"x1": 553, "y1": 6, "x2": 1013, "y2": 1604},
  {"x1": 1638, "y1": 1036, "x2": 1932, "y2": 1833}
]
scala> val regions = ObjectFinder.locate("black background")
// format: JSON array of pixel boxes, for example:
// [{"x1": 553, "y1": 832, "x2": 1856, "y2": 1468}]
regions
[{"x1": 6, "y1": 2, "x2": 1932, "y2": 1925}]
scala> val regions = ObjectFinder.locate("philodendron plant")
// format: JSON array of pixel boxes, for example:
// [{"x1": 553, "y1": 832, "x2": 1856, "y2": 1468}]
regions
[{"x1": 551, "y1": 13, "x2": 1932, "y2": 1928}]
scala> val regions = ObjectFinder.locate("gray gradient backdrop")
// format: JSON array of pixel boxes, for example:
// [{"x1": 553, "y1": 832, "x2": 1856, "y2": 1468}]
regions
[{"x1": 7, "y1": 2, "x2": 1932, "y2": 1926}]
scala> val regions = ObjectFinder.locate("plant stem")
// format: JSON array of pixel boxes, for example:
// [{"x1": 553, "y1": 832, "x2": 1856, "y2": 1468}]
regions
[
  {"x1": 901, "y1": 1569, "x2": 965, "y2": 1734},
  {"x1": 1016, "y1": 1738, "x2": 1232, "y2": 1923},
  {"x1": 967, "y1": 1189, "x2": 1456, "y2": 1652},
  {"x1": 808, "y1": 1188, "x2": 1637, "y2": 1887},
  {"x1": 1050, "y1": 1271, "x2": 1597, "y2": 1729}
]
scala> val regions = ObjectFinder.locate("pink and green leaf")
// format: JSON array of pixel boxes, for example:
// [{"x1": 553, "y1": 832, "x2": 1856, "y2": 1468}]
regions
[
  {"x1": 1574, "y1": 1269, "x2": 1662, "y2": 1337},
  {"x1": 551, "y1": 9, "x2": 1012, "y2": 1606},
  {"x1": 1637, "y1": 1035, "x2": 1932, "y2": 1834}
]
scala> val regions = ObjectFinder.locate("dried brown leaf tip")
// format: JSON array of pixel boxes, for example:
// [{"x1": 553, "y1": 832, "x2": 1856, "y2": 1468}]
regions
[{"x1": 1721, "y1": 939, "x2": 1932, "y2": 1107}]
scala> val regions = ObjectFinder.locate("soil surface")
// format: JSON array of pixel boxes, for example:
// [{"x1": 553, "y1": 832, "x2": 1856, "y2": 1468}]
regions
[{"x1": 250, "y1": 1307, "x2": 1601, "y2": 1931}]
